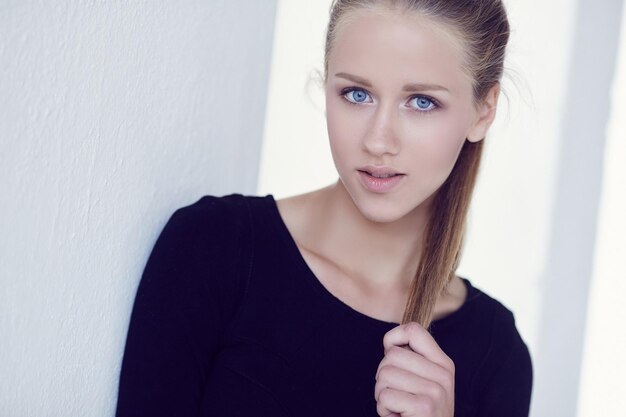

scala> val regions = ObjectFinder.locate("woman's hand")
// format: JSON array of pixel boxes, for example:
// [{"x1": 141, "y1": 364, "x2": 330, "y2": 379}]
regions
[{"x1": 374, "y1": 322, "x2": 455, "y2": 417}]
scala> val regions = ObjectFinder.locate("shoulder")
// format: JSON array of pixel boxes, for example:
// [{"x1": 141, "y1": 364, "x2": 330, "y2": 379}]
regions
[
  {"x1": 130, "y1": 193, "x2": 267, "y2": 337},
  {"x1": 166, "y1": 192, "x2": 250, "y2": 234},
  {"x1": 433, "y1": 278, "x2": 532, "y2": 381},
  {"x1": 461, "y1": 280, "x2": 533, "y2": 401},
  {"x1": 157, "y1": 192, "x2": 257, "y2": 254},
  {"x1": 165, "y1": 191, "x2": 260, "y2": 265},
  {"x1": 440, "y1": 279, "x2": 521, "y2": 334},
  {"x1": 433, "y1": 279, "x2": 533, "y2": 414},
  {"x1": 451, "y1": 279, "x2": 530, "y2": 359},
  {"x1": 141, "y1": 193, "x2": 259, "y2": 298},
  {"x1": 464, "y1": 281, "x2": 534, "y2": 414},
  {"x1": 468, "y1": 281, "x2": 527, "y2": 350}
]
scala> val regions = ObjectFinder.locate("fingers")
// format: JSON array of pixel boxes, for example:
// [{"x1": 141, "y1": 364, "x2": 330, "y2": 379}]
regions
[
  {"x1": 376, "y1": 388, "x2": 437, "y2": 417},
  {"x1": 375, "y1": 364, "x2": 447, "y2": 402},
  {"x1": 375, "y1": 322, "x2": 456, "y2": 417},
  {"x1": 382, "y1": 322, "x2": 455, "y2": 373},
  {"x1": 376, "y1": 345, "x2": 452, "y2": 390}
]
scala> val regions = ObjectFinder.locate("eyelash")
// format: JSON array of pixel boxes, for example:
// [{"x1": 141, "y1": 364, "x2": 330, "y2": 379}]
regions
[{"x1": 339, "y1": 87, "x2": 441, "y2": 113}]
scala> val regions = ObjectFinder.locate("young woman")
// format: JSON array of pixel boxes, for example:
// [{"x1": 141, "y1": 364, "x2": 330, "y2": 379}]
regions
[{"x1": 115, "y1": 1, "x2": 533, "y2": 416}]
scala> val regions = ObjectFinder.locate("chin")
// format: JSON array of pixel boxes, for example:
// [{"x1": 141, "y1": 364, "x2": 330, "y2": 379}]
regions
[
  {"x1": 364, "y1": 211, "x2": 404, "y2": 224},
  {"x1": 354, "y1": 195, "x2": 415, "y2": 224},
  {"x1": 339, "y1": 175, "x2": 429, "y2": 224}
]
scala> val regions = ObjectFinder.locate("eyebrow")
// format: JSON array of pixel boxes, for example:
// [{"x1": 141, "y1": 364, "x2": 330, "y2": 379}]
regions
[{"x1": 334, "y1": 72, "x2": 450, "y2": 93}]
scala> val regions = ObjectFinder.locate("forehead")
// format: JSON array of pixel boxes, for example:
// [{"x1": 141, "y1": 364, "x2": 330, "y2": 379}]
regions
[{"x1": 328, "y1": 9, "x2": 472, "y2": 95}]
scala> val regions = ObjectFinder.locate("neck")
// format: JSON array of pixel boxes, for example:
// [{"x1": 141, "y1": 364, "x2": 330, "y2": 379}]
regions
[{"x1": 309, "y1": 179, "x2": 432, "y2": 292}]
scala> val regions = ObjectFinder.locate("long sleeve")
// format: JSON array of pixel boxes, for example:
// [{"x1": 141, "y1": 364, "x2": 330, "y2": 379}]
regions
[
  {"x1": 473, "y1": 310, "x2": 534, "y2": 417},
  {"x1": 115, "y1": 195, "x2": 251, "y2": 417}
]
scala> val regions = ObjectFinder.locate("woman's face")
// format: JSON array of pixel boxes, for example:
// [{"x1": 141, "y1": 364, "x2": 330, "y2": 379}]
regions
[{"x1": 325, "y1": 10, "x2": 496, "y2": 223}]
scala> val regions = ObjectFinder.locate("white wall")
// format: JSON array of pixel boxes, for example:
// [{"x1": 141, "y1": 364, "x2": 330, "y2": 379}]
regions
[
  {"x1": 0, "y1": 1, "x2": 277, "y2": 416},
  {"x1": 577, "y1": 3, "x2": 626, "y2": 415},
  {"x1": 529, "y1": 0, "x2": 624, "y2": 415},
  {"x1": 258, "y1": 0, "x2": 335, "y2": 197},
  {"x1": 259, "y1": 0, "x2": 624, "y2": 415}
]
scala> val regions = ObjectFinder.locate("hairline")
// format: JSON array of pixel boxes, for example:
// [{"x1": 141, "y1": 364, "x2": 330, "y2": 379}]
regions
[{"x1": 323, "y1": 4, "x2": 478, "y2": 102}]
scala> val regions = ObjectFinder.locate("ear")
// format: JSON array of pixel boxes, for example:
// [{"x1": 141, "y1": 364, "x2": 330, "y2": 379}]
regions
[{"x1": 467, "y1": 83, "x2": 500, "y2": 143}]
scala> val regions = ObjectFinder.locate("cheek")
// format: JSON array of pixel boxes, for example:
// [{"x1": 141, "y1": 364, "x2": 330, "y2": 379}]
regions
[
  {"x1": 417, "y1": 121, "x2": 467, "y2": 160},
  {"x1": 325, "y1": 98, "x2": 367, "y2": 165},
  {"x1": 401, "y1": 116, "x2": 469, "y2": 187}
]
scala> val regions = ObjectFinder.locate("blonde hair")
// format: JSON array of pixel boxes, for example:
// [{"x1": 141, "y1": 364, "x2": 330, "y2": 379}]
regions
[{"x1": 323, "y1": 0, "x2": 510, "y2": 329}]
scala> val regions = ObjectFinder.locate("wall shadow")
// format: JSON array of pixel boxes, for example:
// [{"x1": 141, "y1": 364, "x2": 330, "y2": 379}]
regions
[{"x1": 532, "y1": 0, "x2": 625, "y2": 416}]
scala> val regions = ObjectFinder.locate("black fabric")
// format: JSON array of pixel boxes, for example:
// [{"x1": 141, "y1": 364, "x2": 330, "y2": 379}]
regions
[{"x1": 115, "y1": 193, "x2": 533, "y2": 417}]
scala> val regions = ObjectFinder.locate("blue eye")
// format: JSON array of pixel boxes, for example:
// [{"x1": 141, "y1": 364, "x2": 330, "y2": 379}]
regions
[
  {"x1": 340, "y1": 87, "x2": 439, "y2": 113},
  {"x1": 343, "y1": 88, "x2": 371, "y2": 104},
  {"x1": 411, "y1": 96, "x2": 437, "y2": 112}
]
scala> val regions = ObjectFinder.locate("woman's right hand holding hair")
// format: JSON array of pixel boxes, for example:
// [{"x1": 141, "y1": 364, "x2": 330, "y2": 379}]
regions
[{"x1": 374, "y1": 322, "x2": 455, "y2": 417}]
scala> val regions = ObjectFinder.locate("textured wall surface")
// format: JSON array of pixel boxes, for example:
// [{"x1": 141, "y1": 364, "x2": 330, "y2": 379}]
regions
[{"x1": 0, "y1": 1, "x2": 277, "y2": 415}]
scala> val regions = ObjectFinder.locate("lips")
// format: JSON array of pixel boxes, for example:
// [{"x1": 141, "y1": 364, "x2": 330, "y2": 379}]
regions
[
  {"x1": 357, "y1": 167, "x2": 406, "y2": 194},
  {"x1": 358, "y1": 165, "x2": 405, "y2": 178},
  {"x1": 358, "y1": 170, "x2": 403, "y2": 179}
]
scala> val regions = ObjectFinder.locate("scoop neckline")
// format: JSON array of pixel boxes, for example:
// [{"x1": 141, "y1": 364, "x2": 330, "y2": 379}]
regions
[{"x1": 262, "y1": 193, "x2": 479, "y2": 329}]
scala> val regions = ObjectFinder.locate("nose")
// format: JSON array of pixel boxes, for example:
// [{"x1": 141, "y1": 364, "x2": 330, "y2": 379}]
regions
[{"x1": 362, "y1": 101, "x2": 400, "y2": 157}]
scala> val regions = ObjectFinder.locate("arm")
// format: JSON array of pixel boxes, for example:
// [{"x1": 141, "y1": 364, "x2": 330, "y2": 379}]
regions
[
  {"x1": 115, "y1": 196, "x2": 249, "y2": 417},
  {"x1": 474, "y1": 312, "x2": 534, "y2": 417}
]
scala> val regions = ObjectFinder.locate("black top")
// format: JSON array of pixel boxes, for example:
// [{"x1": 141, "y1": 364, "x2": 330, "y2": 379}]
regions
[{"x1": 115, "y1": 193, "x2": 533, "y2": 417}]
